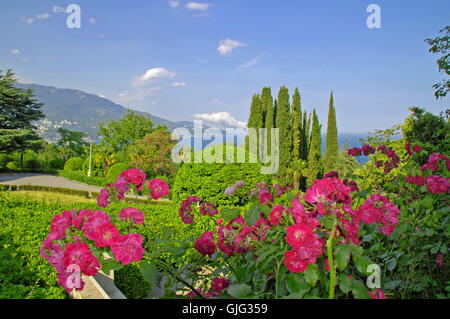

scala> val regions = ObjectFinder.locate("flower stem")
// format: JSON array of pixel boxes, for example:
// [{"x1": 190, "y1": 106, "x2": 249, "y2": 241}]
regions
[{"x1": 327, "y1": 210, "x2": 337, "y2": 299}]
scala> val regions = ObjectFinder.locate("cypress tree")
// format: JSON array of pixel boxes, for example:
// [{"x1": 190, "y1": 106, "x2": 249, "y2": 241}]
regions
[
  {"x1": 262, "y1": 87, "x2": 274, "y2": 155},
  {"x1": 291, "y1": 87, "x2": 302, "y2": 160},
  {"x1": 275, "y1": 86, "x2": 292, "y2": 186},
  {"x1": 301, "y1": 109, "x2": 309, "y2": 160},
  {"x1": 323, "y1": 91, "x2": 339, "y2": 173},
  {"x1": 306, "y1": 109, "x2": 322, "y2": 187},
  {"x1": 247, "y1": 93, "x2": 263, "y2": 129}
]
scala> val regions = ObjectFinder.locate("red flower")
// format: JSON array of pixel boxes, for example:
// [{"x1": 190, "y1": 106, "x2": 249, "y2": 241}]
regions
[
  {"x1": 73, "y1": 209, "x2": 94, "y2": 229},
  {"x1": 93, "y1": 222, "x2": 119, "y2": 248},
  {"x1": 82, "y1": 210, "x2": 111, "y2": 241},
  {"x1": 426, "y1": 175, "x2": 449, "y2": 194},
  {"x1": 63, "y1": 243, "x2": 97, "y2": 274},
  {"x1": 286, "y1": 224, "x2": 313, "y2": 249},
  {"x1": 412, "y1": 145, "x2": 421, "y2": 153},
  {"x1": 368, "y1": 289, "x2": 387, "y2": 299},
  {"x1": 362, "y1": 144, "x2": 375, "y2": 156},
  {"x1": 212, "y1": 277, "x2": 230, "y2": 294},
  {"x1": 405, "y1": 141, "x2": 412, "y2": 156},
  {"x1": 269, "y1": 205, "x2": 285, "y2": 226},
  {"x1": 324, "y1": 170, "x2": 339, "y2": 178},
  {"x1": 148, "y1": 179, "x2": 169, "y2": 200},
  {"x1": 303, "y1": 179, "x2": 335, "y2": 214},
  {"x1": 119, "y1": 207, "x2": 145, "y2": 225},
  {"x1": 110, "y1": 233, "x2": 144, "y2": 265},
  {"x1": 97, "y1": 188, "x2": 111, "y2": 208},
  {"x1": 284, "y1": 250, "x2": 309, "y2": 273},
  {"x1": 199, "y1": 201, "x2": 219, "y2": 216},
  {"x1": 259, "y1": 188, "x2": 273, "y2": 205},
  {"x1": 119, "y1": 169, "x2": 146, "y2": 191},
  {"x1": 51, "y1": 210, "x2": 75, "y2": 238},
  {"x1": 194, "y1": 231, "x2": 216, "y2": 257},
  {"x1": 179, "y1": 196, "x2": 200, "y2": 224},
  {"x1": 114, "y1": 175, "x2": 128, "y2": 200},
  {"x1": 348, "y1": 147, "x2": 362, "y2": 157},
  {"x1": 405, "y1": 175, "x2": 425, "y2": 187}
]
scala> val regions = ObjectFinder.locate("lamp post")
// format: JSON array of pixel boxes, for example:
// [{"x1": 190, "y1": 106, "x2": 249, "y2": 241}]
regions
[{"x1": 88, "y1": 137, "x2": 92, "y2": 177}]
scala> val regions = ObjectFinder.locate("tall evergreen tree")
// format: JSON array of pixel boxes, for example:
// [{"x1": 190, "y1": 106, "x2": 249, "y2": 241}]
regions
[
  {"x1": 291, "y1": 88, "x2": 303, "y2": 190},
  {"x1": 275, "y1": 86, "x2": 292, "y2": 185},
  {"x1": 291, "y1": 88, "x2": 302, "y2": 160},
  {"x1": 0, "y1": 69, "x2": 44, "y2": 167},
  {"x1": 247, "y1": 93, "x2": 263, "y2": 129},
  {"x1": 301, "y1": 109, "x2": 309, "y2": 160},
  {"x1": 323, "y1": 91, "x2": 339, "y2": 173},
  {"x1": 306, "y1": 109, "x2": 322, "y2": 187},
  {"x1": 262, "y1": 87, "x2": 274, "y2": 155}
]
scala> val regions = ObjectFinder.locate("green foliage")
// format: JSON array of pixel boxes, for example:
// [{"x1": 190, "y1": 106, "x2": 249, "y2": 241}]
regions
[
  {"x1": 332, "y1": 150, "x2": 360, "y2": 179},
  {"x1": 306, "y1": 110, "x2": 322, "y2": 186},
  {"x1": 6, "y1": 161, "x2": 18, "y2": 170},
  {"x1": 0, "y1": 69, "x2": 45, "y2": 154},
  {"x1": 56, "y1": 127, "x2": 88, "y2": 158},
  {"x1": 424, "y1": 26, "x2": 450, "y2": 99},
  {"x1": 323, "y1": 91, "x2": 339, "y2": 173},
  {"x1": 106, "y1": 162, "x2": 129, "y2": 184},
  {"x1": 114, "y1": 263, "x2": 152, "y2": 299},
  {"x1": 63, "y1": 157, "x2": 84, "y2": 171},
  {"x1": 247, "y1": 94, "x2": 263, "y2": 130},
  {"x1": 172, "y1": 159, "x2": 271, "y2": 207},
  {"x1": 402, "y1": 107, "x2": 449, "y2": 165},
  {"x1": 49, "y1": 158, "x2": 64, "y2": 170},
  {"x1": 0, "y1": 194, "x2": 67, "y2": 299},
  {"x1": 275, "y1": 86, "x2": 293, "y2": 186}
]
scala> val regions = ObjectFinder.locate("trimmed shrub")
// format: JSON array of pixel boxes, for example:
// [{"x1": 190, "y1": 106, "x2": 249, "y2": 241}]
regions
[
  {"x1": 63, "y1": 157, "x2": 84, "y2": 171},
  {"x1": 106, "y1": 163, "x2": 129, "y2": 185},
  {"x1": 172, "y1": 161, "x2": 271, "y2": 207},
  {"x1": 0, "y1": 154, "x2": 10, "y2": 169},
  {"x1": 114, "y1": 264, "x2": 152, "y2": 299},
  {"x1": 49, "y1": 158, "x2": 64, "y2": 170},
  {"x1": 6, "y1": 161, "x2": 18, "y2": 170},
  {"x1": 24, "y1": 159, "x2": 41, "y2": 169}
]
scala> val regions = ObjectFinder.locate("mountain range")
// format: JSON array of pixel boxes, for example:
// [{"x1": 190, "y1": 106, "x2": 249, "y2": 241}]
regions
[{"x1": 15, "y1": 83, "x2": 196, "y2": 143}]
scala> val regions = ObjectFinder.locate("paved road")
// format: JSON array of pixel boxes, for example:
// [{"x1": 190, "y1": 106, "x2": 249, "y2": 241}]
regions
[{"x1": 0, "y1": 173, "x2": 103, "y2": 194}]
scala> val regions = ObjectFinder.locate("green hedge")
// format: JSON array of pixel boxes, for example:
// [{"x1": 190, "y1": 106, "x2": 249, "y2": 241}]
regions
[
  {"x1": 172, "y1": 161, "x2": 271, "y2": 207},
  {"x1": 63, "y1": 157, "x2": 84, "y2": 171},
  {"x1": 106, "y1": 163, "x2": 129, "y2": 185},
  {"x1": 15, "y1": 185, "x2": 90, "y2": 198},
  {"x1": 114, "y1": 264, "x2": 152, "y2": 299}
]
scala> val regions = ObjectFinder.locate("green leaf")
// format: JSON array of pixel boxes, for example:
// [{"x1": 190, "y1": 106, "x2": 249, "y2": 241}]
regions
[
  {"x1": 334, "y1": 245, "x2": 351, "y2": 271},
  {"x1": 227, "y1": 284, "x2": 251, "y2": 298},
  {"x1": 387, "y1": 259, "x2": 397, "y2": 271},
  {"x1": 220, "y1": 207, "x2": 241, "y2": 222},
  {"x1": 165, "y1": 244, "x2": 185, "y2": 257},
  {"x1": 286, "y1": 191, "x2": 296, "y2": 202},
  {"x1": 162, "y1": 226, "x2": 172, "y2": 239},
  {"x1": 286, "y1": 273, "x2": 309, "y2": 296},
  {"x1": 139, "y1": 262, "x2": 160, "y2": 285},
  {"x1": 384, "y1": 280, "x2": 402, "y2": 290},
  {"x1": 338, "y1": 274, "x2": 352, "y2": 294},
  {"x1": 351, "y1": 280, "x2": 370, "y2": 299},
  {"x1": 353, "y1": 255, "x2": 372, "y2": 276},
  {"x1": 244, "y1": 206, "x2": 260, "y2": 226},
  {"x1": 303, "y1": 263, "x2": 320, "y2": 287},
  {"x1": 260, "y1": 205, "x2": 272, "y2": 218}
]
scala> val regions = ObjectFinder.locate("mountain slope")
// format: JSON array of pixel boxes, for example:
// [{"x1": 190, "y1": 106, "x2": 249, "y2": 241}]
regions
[{"x1": 15, "y1": 83, "x2": 188, "y2": 143}]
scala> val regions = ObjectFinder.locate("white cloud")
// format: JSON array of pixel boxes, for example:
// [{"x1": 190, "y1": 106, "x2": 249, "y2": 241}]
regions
[
  {"x1": 172, "y1": 82, "x2": 187, "y2": 87},
  {"x1": 36, "y1": 13, "x2": 51, "y2": 20},
  {"x1": 132, "y1": 68, "x2": 176, "y2": 86},
  {"x1": 193, "y1": 111, "x2": 247, "y2": 129},
  {"x1": 169, "y1": 0, "x2": 180, "y2": 8},
  {"x1": 20, "y1": 58, "x2": 29, "y2": 63},
  {"x1": 217, "y1": 39, "x2": 246, "y2": 56},
  {"x1": 11, "y1": 49, "x2": 20, "y2": 55},
  {"x1": 53, "y1": 6, "x2": 66, "y2": 14},
  {"x1": 89, "y1": 17, "x2": 96, "y2": 24},
  {"x1": 98, "y1": 33, "x2": 107, "y2": 38},
  {"x1": 185, "y1": 2, "x2": 211, "y2": 11},
  {"x1": 236, "y1": 53, "x2": 266, "y2": 70},
  {"x1": 115, "y1": 87, "x2": 164, "y2": 105},
  {"x1": 20, "y1": 16, "x2": 34, "y2": 24}
]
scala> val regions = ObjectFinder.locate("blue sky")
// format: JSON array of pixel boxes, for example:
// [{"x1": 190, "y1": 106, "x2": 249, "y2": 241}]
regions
[{"x1": 1, "y1": 0, "x2": 449, "y2": 133}]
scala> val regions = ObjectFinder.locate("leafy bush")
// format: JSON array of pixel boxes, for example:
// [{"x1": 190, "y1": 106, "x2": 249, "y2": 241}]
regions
[
  {"x1": 0, "y1": 154, "x2": 10, "y2": 169},
  {"x1": 114, "y1": 264, "x2": 152, "y2": 299},
  {"x1": 63, "y1": 157, "x2": 84, "y2": 171},
  {"x1": 49, "y1": 158, "x2": 64, "y2": 170},
  {"x1": 24, "y1": 159, "x2": 41, "y2": 169},
  {"x1": 0, "y1": 195, "x2": 68, "y2": 298},
  {"x1": 6, "y1": 161, "x2": 18, "y2": 170},
  {"x1": 172, "y1": 161, "x2": 271, "y2": 207},
  {"x1": 106, "y1": 163, "x2": 129, "y2": 185}
]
